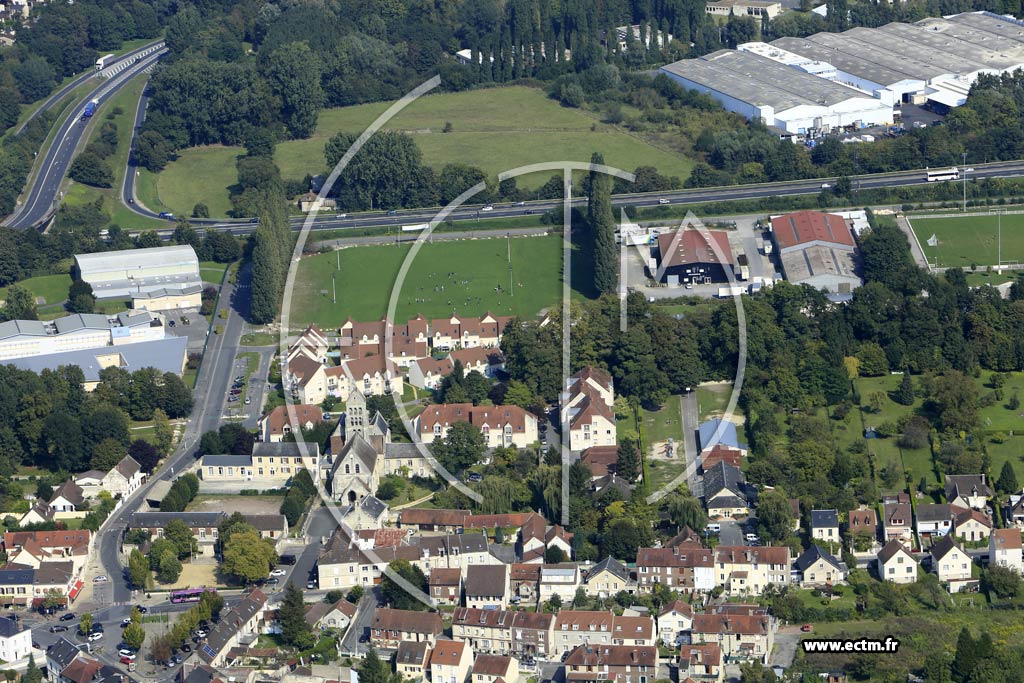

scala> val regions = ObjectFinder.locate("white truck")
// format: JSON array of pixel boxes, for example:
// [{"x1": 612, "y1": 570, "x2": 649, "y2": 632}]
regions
[
  {"x1": 95, "y1": 53, "x2": 116, "y2": 70},
  {"x1": 717, "y1": 286, "x2": 744, "y2": 298}
]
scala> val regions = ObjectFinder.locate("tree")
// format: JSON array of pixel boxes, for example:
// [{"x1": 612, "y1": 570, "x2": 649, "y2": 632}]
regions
[
  {"x1": 756, "y1": 489, "x2": 794, "y2": 543},
  {"x1": 69, "y1": 152, "x2": 114, "y2": 188},
  {"x1": 221, "y1": 529, "x2": 276, "y2": 584},
  {"x1": 617, "y1": 438, "x2": 640, "y2": 482},
  {"x1": 192, "y1": 203, "x2": 209, "y2": 218},
  {"x1": 380, "y1": 559, "x2": 429, "y2": 611},
  {"x1": 895, "y1": 372, "x2": 915, "y2": 406},
  {"x1": 359, "y1": 648, "x2": 400, "y2": 683},
  {"x1": 982, "y1": 565, "x2": 1021, "y2": 600},
  {"x1": 157, "y1": 548, "x2": 182, "y2": 583},
  {"x1": 129, "y1": 439, "x2": 161, "y2": 473},
  {"x1": 997, "y1": 460, "x2": 1019, "y2": 495},
  {"x1": 932, "y1": 371, "x2": 980, "y2": 433},
  {"x1": 1, "y1": 285, "x2": 37, "y2": 321},
  {"x1": 430, "y1": 421, "x2": 486, "y2": 474},
  {"x1": 164, "y1": 519, "x2": 197, "y2": 559},
  {"x1": 14, "y1": 57, "x2": 55, "y2": 102},
  {"x1": 665, "y1": 492, "x2": 707, "y2": 532},
  {"x1": 279, "y1": 582, "x2": 315, "y2": 649},
  {"x1": 90, "y1": 437, "x2": 125, "y2": 471},
  {"x1": 134, "y1": 130, "x2": 174, "y2": 171},
  {"x1": 123, "y1": 622, "x2": 146, "y2": 650},
  {"x1": 544, "y1": 546, "x2": 567, "y2": 564},
  {"x1": 128, "y1": 549, "x2": 150, "y2": 589},
  {"x1": 280, "y1": 487, "x2": 306, "y2": 526},
  {"x1": 951, "y1": 627, "x2": 978, "y2": 683},
  {"x1": 66, "y1": 280, "x2": 95, "y2": 314},
  {"x1": 588, "y1": 152, "x2": 617, "y2": 294},
  {"x1": 347, "y1": 585, "x2": 365, "y2": 603},
  {"x1": 264, "y1": 42, "x2": 324, "y2": 139},
  {"x1": 23, "y1": 656, "x2": 41, "y2": 683},
  {"x1": 79, "y1": 613, "x2": 93, "y2": 636}
]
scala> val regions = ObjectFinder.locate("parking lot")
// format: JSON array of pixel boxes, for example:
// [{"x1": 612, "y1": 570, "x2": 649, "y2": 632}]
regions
[{"x1": 163, "y1": 308, "x2": 211, "y2": 351}]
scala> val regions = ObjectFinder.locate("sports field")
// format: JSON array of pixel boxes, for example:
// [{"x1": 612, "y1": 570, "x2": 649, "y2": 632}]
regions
[
  {"x1": 909, "y1": 212, "x2": 1024, "y2": 268},
  {"x1": 290, "y1": 234, "x2": 566, "y2": 327},
  {"x1": 150, "y1": 86, "x2": 695, "y2": 217}
]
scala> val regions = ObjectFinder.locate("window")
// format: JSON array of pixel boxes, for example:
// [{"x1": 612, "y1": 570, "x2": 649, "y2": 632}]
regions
[{"x1": 356, "y1": 464, "x2": 361, "y2": 474}]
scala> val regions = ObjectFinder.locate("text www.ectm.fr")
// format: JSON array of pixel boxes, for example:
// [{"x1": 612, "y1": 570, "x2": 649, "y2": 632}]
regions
[{"x1": 802, "y1": 638, "x2": 900, "y2": 654}]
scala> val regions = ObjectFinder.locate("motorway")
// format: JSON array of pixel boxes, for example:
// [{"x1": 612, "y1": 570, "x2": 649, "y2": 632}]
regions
[{"x1": 5, "y1": 46, "x2": 167, "y2": 229}]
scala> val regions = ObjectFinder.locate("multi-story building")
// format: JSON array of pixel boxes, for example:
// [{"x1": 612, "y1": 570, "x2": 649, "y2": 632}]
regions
[
  {"x1": 713, "y1": 546, "x2": 791, "y2": 595},
  {"x1": 989, "y1": 528, "x2": 1023, "y2": 574},
  {"x1": 370, "y1": 608, "x2": 443, "y2": 650},
  {"x1": 471, "y1": 654, "x2": 518, "y2": 683},
  {"x1": 197, "y1": 589, "x2": 267, "y2": 667},
  {"x1": 563, "y1": 644, "x2": 658, "y2": 683},
  {"x1": 635, "y1": 546, "x2": 715, "y2": 594},
  {"x1": 199, "y1": 442, "x2": 319, "y2": 487},
  {"x1": 450, "y1": 609, "x2": 555, "y2": 658},
  {"x1": 810, "y1": 510, "x2": 839, "y2": 543},
  {"x1": 561, "y1": 367, "x2": 616, "y2": 452},
  {"x1": 876, "y1": 540, "x2": 918, "y2": 584},
  {"x1": 464, "y1": 565, "x2": 510, "y2": 610},
  {"x1": 429, "y1": 567, "x2": 462, "y2": 606},
  {"x1": 583, "y1": 557, "x2": 631, "y2": 598},
  {"x1": 551, "y1": 612, "x2": 656, "y2": 657},
  {"x1": 429, "y1": 640, "x2": 472, "y2": 683},
  {"x1": 415, "y1": 403, "x2": 538, "y2": 449},
  {"x1": 691, "y1": 605, "x2": 774, "y2": 664},
  {"x1": 657, "y1": 600, "x2": 693, "y2": 646},
  {"x1": 539, "y1": 564, "x2": 580, "y2": 603},
  {"x1": 930, "y1": 535, "x2": 974, "y2": 590}
]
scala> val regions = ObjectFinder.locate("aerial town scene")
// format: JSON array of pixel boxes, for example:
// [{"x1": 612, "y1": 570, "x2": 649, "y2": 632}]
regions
[{"x1": 0, "y1": 1, "x2": 1023, "y2": 682}]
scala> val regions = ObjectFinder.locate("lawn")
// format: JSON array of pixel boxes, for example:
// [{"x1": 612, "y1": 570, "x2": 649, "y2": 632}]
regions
[
  {"x1": 646, "y1": 458, "x2": 687, "y2": 495},
  {"x1": 199, "y1": 261, "x2": 229, "y2": 285},
  {"x1": 966, "y1": 268, "x2": 1020, "y2": 288},
  {"x1": 909, "y1": 213, "x2": 1024, "y2": 268},
  {"x1": 155, "y1": 145, "x2": 240, "y2": 218},
  {"x1": 641, "y1": 394, "x2": 683, "y2": 445},
  {"x1": 149, "y1": 86, "x2": 695, "y2": 217},
  {"x1": 697, "y1": 382, "x2": 732, "y2": 421},
  {"x1": 290, "y1": 233, "x2": 566, "y2": 328},
  {"x1": 976, "y1": 369, "x2": 1024, "y2": 432},
  {"x1": 0, "y1": 273, "x2": 71, "y2": 307},
  {"x1": 241, "y1": 330, "x2": 279, "y2": 346}
]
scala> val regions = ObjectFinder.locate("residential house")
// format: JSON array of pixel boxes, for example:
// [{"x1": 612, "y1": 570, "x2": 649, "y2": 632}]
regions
[
  {"x1": 697, "y1": 419, "x2": 746, "y2": 454},
  {"x1": 876, "y1": 540, "x2": 918, "y2": 584},
  {"x1": 305, "y1": 598, "x2": 356, "y2": 632},
  {"x1": 3, "y1": 530, "x2": 91, "y2": 575},
  {"x1": 415, "y1": 403, "x2": 538, "y2": 449},
  {"x1": 519, "y1": 514, "x2": 573, "y2": 563},
  {"x1": 916, "y1": 504, "x2": 953, "y2": 538},
  {"x1": 102, "y1": 455, "x2": 144, "y2": 498},
  {"x1": 199, "y1": 442, "x2": 319, "y2": 487},
  {"x1": 945, "y1": 474, "x2": 993, "y2": 511},
  {"x1": 297, "y1": 193, "x2": 337, "y2": 212},
  {"x1": 509, "y1": 563, "x2": 541, "y2": 601},
  {"x1": 335, "y1": 356, "x2": 404, "y2": 402},
  {"x1": 430, "y1": 640, "x2": 472, "y2": 683},
  {"x1": 259, "y1": 404, "x2": 324, "y2": 443},
  {"x1": 49, "y1": 482, "x2": 85, "y2": 514},
  {"x1": 395, "y1": 641, "x2": 431, "y2": 681},
  {"x1": 429, "y1": 314, "x2": 510, "y2": 351},
  {"x1": 930, "y1": 535, "x2": 974, "y2": 590},
  {"x1": 794, "y1": 546, "x2": 846, "y2": 587},
  {"x1": 407, "y1": 357, "x2": 455, "y2": 391},
  {"x1": 72, "y1": 471, "x2": 105, "y2": 499},
  {"x1": 1007, "y1": 493, "x2": 1024, "y2": 528},
  {"x1": 702, "y1": 462, "x2": 749, "y2": 519},
  {"x1": 383, "y1": 443, "x2": 431, "y2": 480},
  {"x1": 563, "y1": 645, "x2": 658, "y2": 683},
  {"x1": 989, "y1": 528, "x2": 1022, "y2": 574},
  {"x1": 846, "y1": 506, "x2": 877, "y2": 547},
  {"x1": 539, "y1": 564, "x2": 580, "y2": 604},
  {"x1": 450, "y1": 608, "x2": 554, "y2": 658},
  {"x1": 0, "y1": 615, "x2": 31, "y2": 663},
  {"x1": 713, "y1": 546, "x2": 791, "y2": 595},
  {"x1": 679, "y1": 643, "x2": 723, "y2": 683},
  {"x1": 584, "y1": 557, "x2": 631, "y2": 598},
  {"x1": 370, "y1": 608, "x2": 443, "y2": 649},
  {"x1": 449, "y1": 347, "x2": 505, "y2": 378},
  {"x1": 881, "y1": 501, "x2": 913, "y2": 543},
  {"x1": 430, "y1": 568, "x2": 462, "y2": 606},
  {"x1": 288, "y1": 325, "x2": 330, "y2": 364},
  {"x1": 471, "y1": 654, "x2": 518, "y2": 683},
  {"x1": 561, "y1": 367, "x2": 617, "y2": 452},
  {"x1": 612, "y1": 615, "x2": 655, "y2": 647},
  {"x1": 953, "y1": 508, "x2": 992, "y2": 542},
  {"x1": 810, "y1": 510, "x2": 839, "y2": 544},
  {"x1": 198, "y1": 589, "x2": 267, "y2": 667},
  {"x1": 551, "y1": 612, "x2": 656, "y2": 657},
  {"x1": 657, "y1": 600, "x2": 693, "y2": 646},
  {"x1": 691, "y1": 605, "x2": 774, "y2": 664},
  {"x1": 635, "y1": 546, "x2": 715, "y2": 595},
  {"x1": 46, "y1": 639, "x2": 83, "y2": 683},
  {"x1": 419, "y1": 534, "x2": 493, "y2": 571},
  {"x1": 464, "y1": 565, "x2": 510, "y2": 610},
  {"x1": 52, "y1": 654, "x2": 101, "y2": 683},
  {"x1": 580, "y1": 446, "x2": 619, "y2": 479},
  {"x1": 316, "y1": 532, "x2": 425, "y2": 590},
  {"x1": 19, "y1": 502, "x2": 55, "y2": 528},
  {"x1": 789, "y1": 499, "x2": 802, "y2": 533},
  {"x1": 284, "y1": 354, "x2": 328, "y2": 405}
]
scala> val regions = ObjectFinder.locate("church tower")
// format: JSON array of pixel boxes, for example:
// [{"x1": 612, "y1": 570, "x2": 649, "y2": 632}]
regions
[{"x1": 345, "y1": 387, "x2": 366, "y2": 442}]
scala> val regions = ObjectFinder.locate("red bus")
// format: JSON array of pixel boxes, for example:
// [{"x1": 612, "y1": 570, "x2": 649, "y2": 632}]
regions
[{"x1": 169, "y1": 588, "x2": 215, "y2": 604}]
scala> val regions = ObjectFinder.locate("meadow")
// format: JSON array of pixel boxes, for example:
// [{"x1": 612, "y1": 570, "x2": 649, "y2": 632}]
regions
[{"x1": 910, "y1": 212, "x2": 1024, "y2": 268}]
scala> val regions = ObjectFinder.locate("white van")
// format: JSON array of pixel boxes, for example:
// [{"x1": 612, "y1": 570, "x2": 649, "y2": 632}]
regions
[{"x1": 705, "y1": 523, "x2": 721, "y2": 534}]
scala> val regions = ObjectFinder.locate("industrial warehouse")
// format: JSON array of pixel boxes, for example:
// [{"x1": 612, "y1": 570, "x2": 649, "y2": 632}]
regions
[{"x1": 659, "y1": 11, "x2": 1024, "y2": 134}]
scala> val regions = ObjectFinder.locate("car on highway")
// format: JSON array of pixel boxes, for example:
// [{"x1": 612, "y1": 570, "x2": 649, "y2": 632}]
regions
[
  {"x1": 50, "y1": 625, "x2": 68, "y2": 633},
  {"x1": 93, "y1": 575, "x2": 108, "y2": 583},
  {"x1": 658, "y1": 198, "x2": 670, "y2": 204},
  {"x1": 386, "y1": 210, "x2": 398, "y2": 216},
  {"x1": 60, "y1": 613, "x2": 75, "y2": 621},
  {"x1": 269, "y1": 569, "x2": 287, "y2": 577},
  {"x1": 481, "y1": 205, "x2": 494, "y2": 212},
  {"x1": 514, "y1": 201, "x2": 526, "y2": 206},
  {"x1": 336, "y1": 213, "x2": 347, "y2": 218},
  {"x1": 158, "y1": 212, "x2": 174, "y2": 219}
]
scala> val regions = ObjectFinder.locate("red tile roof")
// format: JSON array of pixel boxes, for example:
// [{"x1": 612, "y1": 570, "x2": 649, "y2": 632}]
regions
[
  {"x1": 770, "y1": 210, "x2": 855, "y2": 250},
  {"x1": 417, "y1": 403, "x2": 533, "y2": 435},
  {"x1": 656, "y1": 230, "x2": 733, "y2": 268}
]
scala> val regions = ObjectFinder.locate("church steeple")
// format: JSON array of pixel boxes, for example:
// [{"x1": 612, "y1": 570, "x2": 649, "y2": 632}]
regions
[{"x1": 346, "y1": 387, "x2": 366, "y2": 442}]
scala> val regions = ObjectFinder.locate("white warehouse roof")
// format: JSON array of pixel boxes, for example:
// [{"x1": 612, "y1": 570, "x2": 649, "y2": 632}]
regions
[
  {"x1": 73, "y1": 245, "x2": 201, "y2": 300},
  {"x1": 75, "y1": 245, "x2": 199, "y2": 277}
]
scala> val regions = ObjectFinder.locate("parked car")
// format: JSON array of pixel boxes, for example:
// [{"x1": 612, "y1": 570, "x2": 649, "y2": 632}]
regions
[
  {"x1": 93, "y1": 575, "x2": 108, "y2": 583},
  {"x1": 269, "y1": 569, "x2": 287, "y2": 577},
  {"x1": 50, "y1": 625, "x2": 68, "y2": 633},
  {"x1": 265, "y1": 577, "x2": 280, "y2": 585},
  {"x1": 88, "y1": 632, "x2": 103, "y2": 642},
  {"x1": 60, "y1": 613, "x2": 75, "y2": 621},
  {"x1": 168, "y1": 320, "x2": 175, "y2": 327},
  {"x1": 801, "y1": 624, "x2": 813, "y2": 632},
  {"x1": 181, "y1": 644, "x2": 192, "y2": 653},
  {"x1": 135, "y1": 605, "x2": 148, "y2": 614},
  {"x1": 121, "y1": 618, "x2": 131, "y2": 627},
  {"x1": 467, "y1": 472, "x2": 483, "y2": 483},
  {"x1": 118, "y1": 649, "x2": 135, "y2": 658},
  {"x1": 306, "y1": 581, "x2": 316, "y2": 590},
  {"x1": 119, "y1": 656, "x2": 134, "y2": 665},
  {"x1": 279, "y1": 554, "x2": 297, "y2": 565},
  {"x1": 244, "y1": 397, "x2": 252, "y2": 405}
]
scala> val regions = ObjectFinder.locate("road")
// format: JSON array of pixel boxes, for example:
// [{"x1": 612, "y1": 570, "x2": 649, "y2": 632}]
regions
[
  {"x1": 114, "y1": 157, "x2": 1024, "y2": 238},
  {"x1": 95, "y1": 262, "x2": 252, "y2": 605},
  {"x1": 5, "y1": 47, "x2": 167, "y2": 229}
]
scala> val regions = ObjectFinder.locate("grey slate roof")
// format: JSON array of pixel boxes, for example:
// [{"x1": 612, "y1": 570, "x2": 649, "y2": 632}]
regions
[
  {"x1": 199, "y1": 589, "x2": 267, "y2": 664},
  {"x1": 384, "y1": 442, "x2": 424, "y2": 459},
  {"x1": 795, "y1": 545, "x2": 842, "y2": 572},
  {"x1": 358, "y1": 495, "x2": 388, "y2": 520},
  {"x1": 930, "y1": 534, "x2": 964, "y2": 562},
  {"x1": 202, "y1": 454, "x2": 253, "y2": 467},
  {"x1": 702, "y1": 461, "x2": 746, "y2": 501},
  {"x1": 330, "y1": 433, "x2": 378, "y2": 478},
  {"x1": 52, "y1": 314, "x2": 113, "y2": 334},
  {"x1": 0, "y1": 568, "x2": 33, "y2": 585},
  {"x1": 395, "y1": 640, "x2": 429, "y2": 665},
  {"x1": 945, "y1": 474, "x2": 993, "y2": 502},
  {"x1": 810, "y1": 509, "x2": 839, "y2": 529},
  {"x1": 47, "y1": 638, "x2": 82, "y2": 671},
  {"x1": 0, "y1": 319, "x2": 47, "y2": 340},
  {"x1": 587, "y1": 556, "x2": 630, "y2": 583},
  {"x1": 916, "y1": 504, "x2": 953, "y2": 523},
  {"x1": 464, "y1": 564, "x2": 508, "y2": 596},
  {"x1": 253, "y1": 441, "x2": 318, "y2": 458},
  {"x1": 0, "y1": 615, "x2": 22, "y2": 637}
]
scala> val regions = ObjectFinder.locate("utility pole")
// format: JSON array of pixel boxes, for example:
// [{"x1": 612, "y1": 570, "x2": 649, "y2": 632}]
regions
[{"x1": 962, "y1": 152, "x2": 968, "y2": 213}]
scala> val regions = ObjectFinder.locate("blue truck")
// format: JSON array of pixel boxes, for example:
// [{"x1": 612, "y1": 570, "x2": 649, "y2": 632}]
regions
[{"x1": 82, "y1": 99, "x2": 99, "y2": 119}]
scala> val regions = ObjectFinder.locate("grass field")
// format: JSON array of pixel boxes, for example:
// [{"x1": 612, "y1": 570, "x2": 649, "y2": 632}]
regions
[
  {"x1": 199, "y1": 261, "x2": 229, "y2": 284},
  {"x1": 0, "y1": 273, "x2": 71, "y2": 307},
  {"x1": 290, "y1": 234, "x2": 565, "y2": 328},
  {"x1": 641, "y1": 394, "x2": 683, "y2": 444},
  {"x1": 697, "y1": 382, "x2": 732, "y2": 421},
  {"x1": 151, "y1": 86, "x2": 696, "y2": 217},
  {"x1": 910, "y1": 213, "x2": 1024, "y2": 268}
]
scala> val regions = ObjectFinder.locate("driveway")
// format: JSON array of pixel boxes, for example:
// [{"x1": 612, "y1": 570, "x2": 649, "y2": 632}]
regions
[
  {"x1": 719, "y1": 519, "x2": 743, "y2": 547},
  {"x1": 338, "y1": 589, "x2": 380, "y2": 656},
  {"x1": 770, "y1": 626, "x2": 803, "y2": 669}
]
